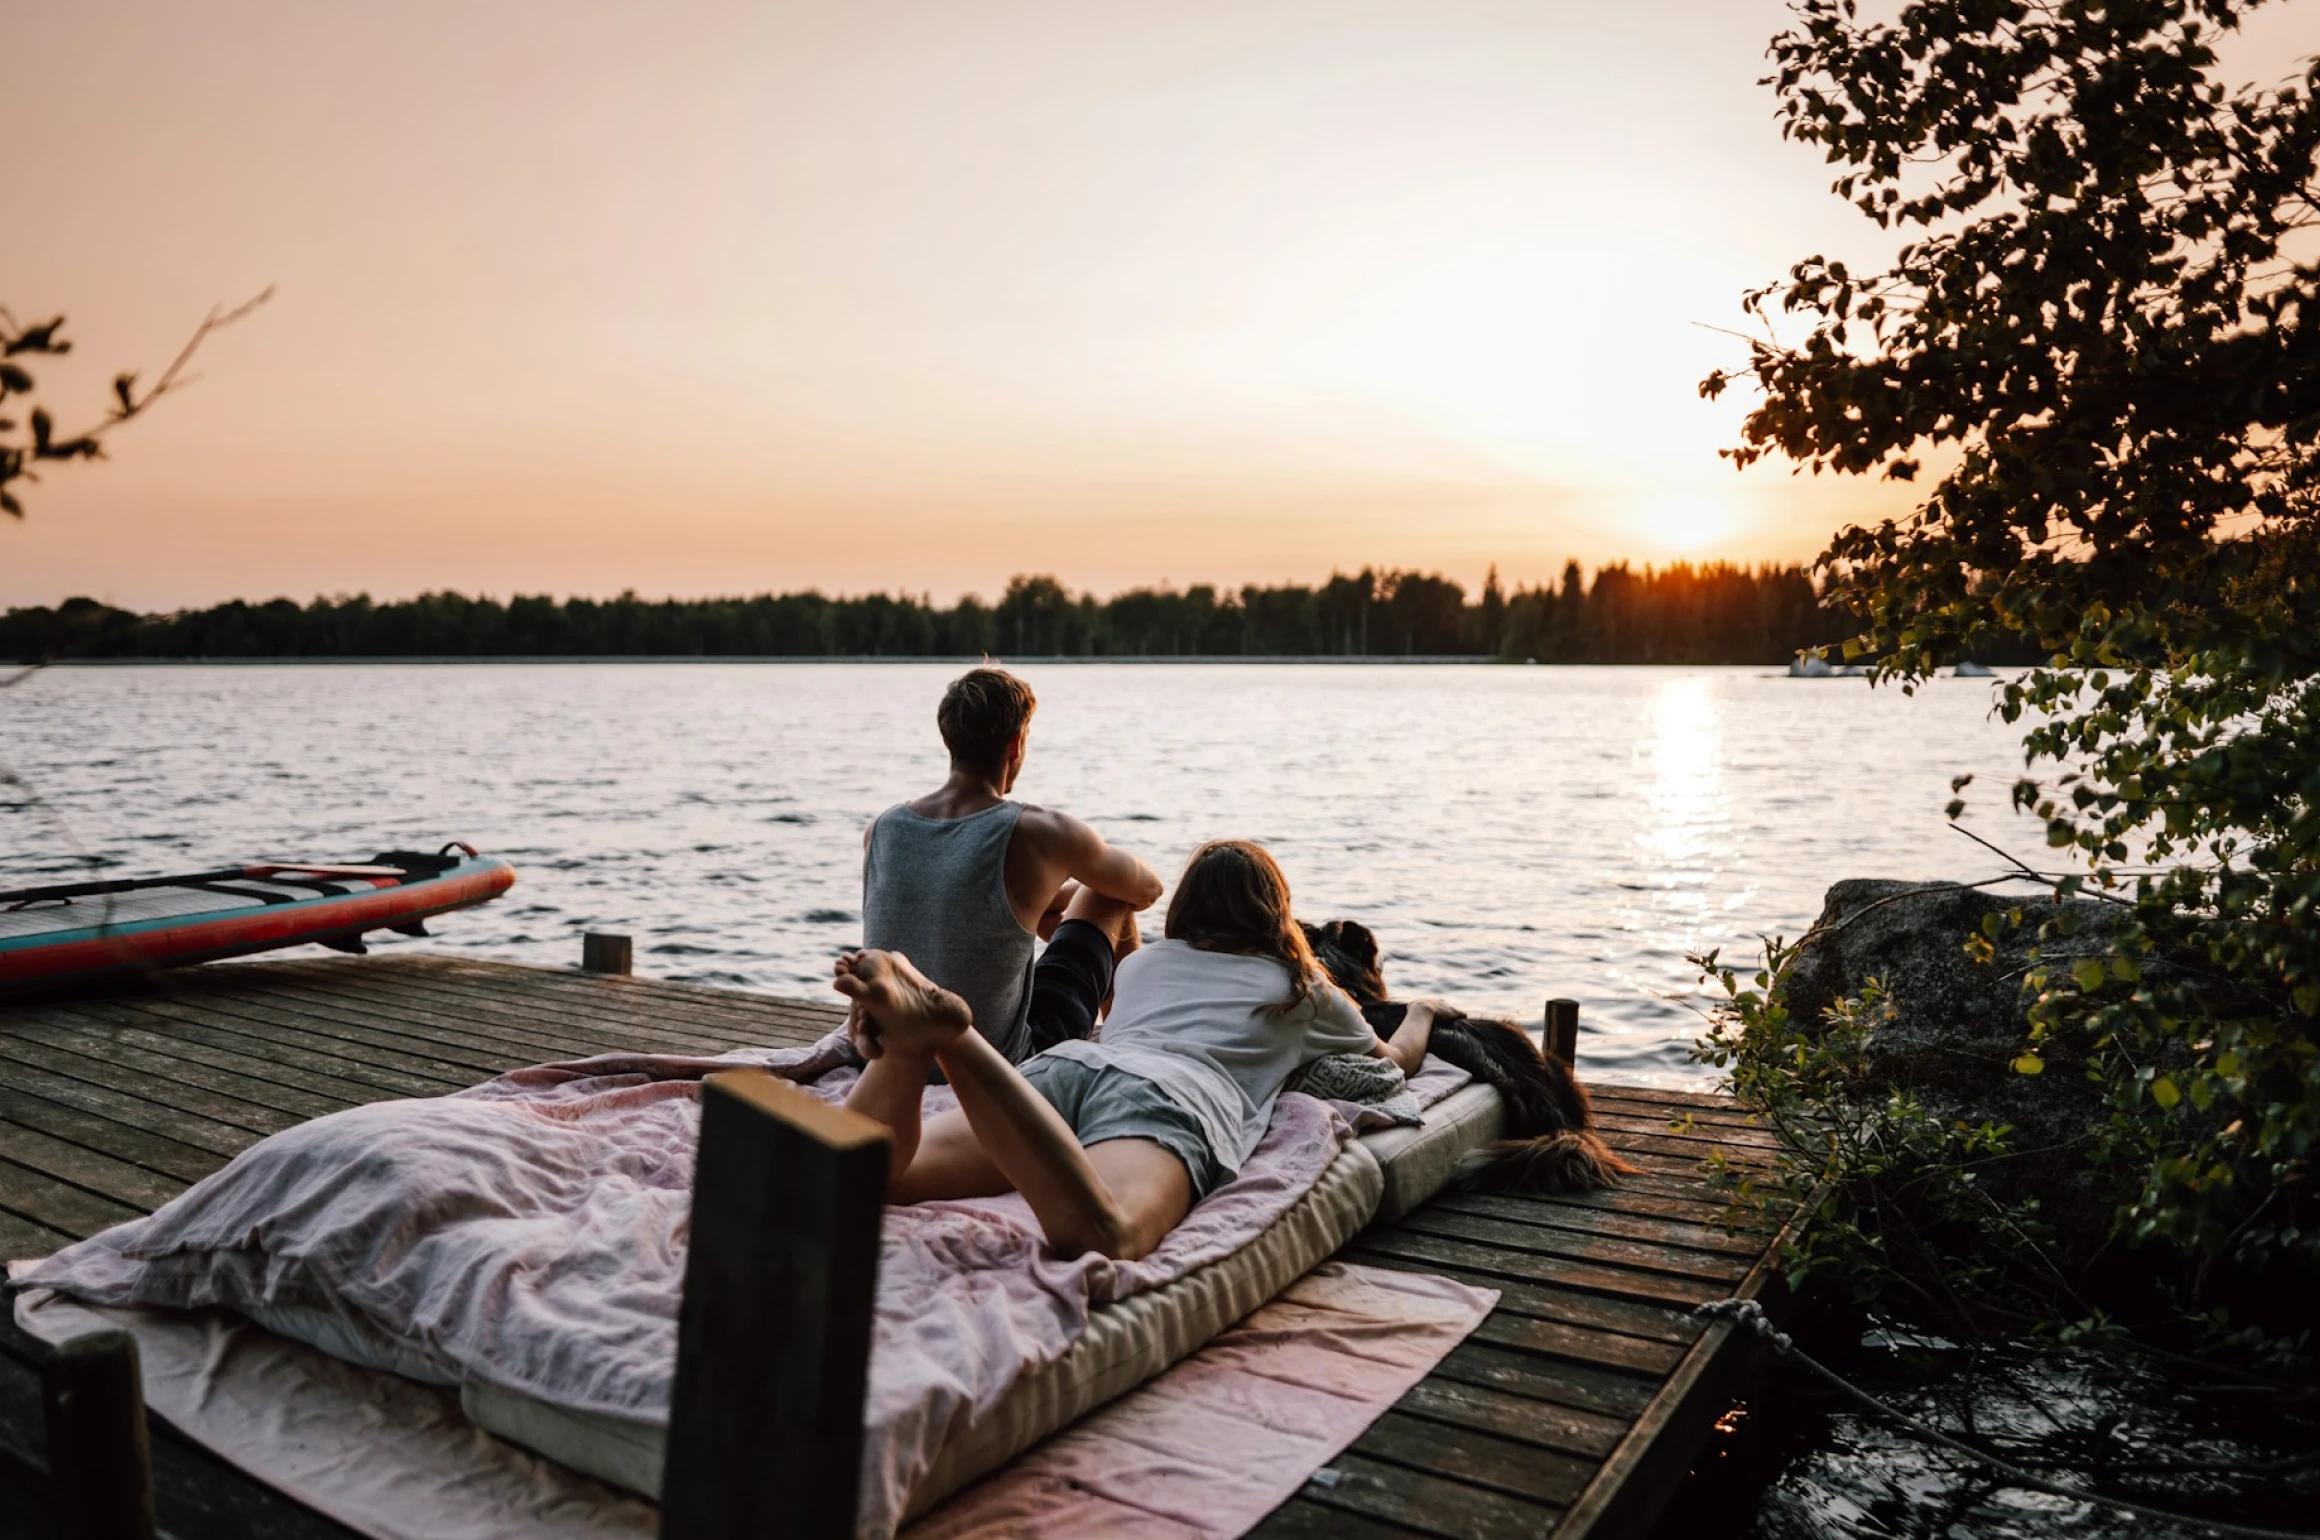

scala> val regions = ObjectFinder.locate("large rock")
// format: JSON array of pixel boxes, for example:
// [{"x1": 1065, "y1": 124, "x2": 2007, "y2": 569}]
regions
[{"x1": 1779, "y1": 878, "x2": 2133, "y2": 1252}]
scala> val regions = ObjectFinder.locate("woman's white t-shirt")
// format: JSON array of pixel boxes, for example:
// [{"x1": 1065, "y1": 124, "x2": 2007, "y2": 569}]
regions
[{"x1": 1035, "y1": 938, "x2": 1381, "y2": 1175}]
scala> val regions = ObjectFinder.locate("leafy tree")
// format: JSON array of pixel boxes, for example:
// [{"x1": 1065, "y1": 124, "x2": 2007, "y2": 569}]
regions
[
  {"x1": 1380, "y1": 571, "x2": 1468, "y2": 654},
  {"x1": 1474, "y1": 564, "x2": 1507, "y2": 653},
  {"x1": 1705, "y1": 0, "x2": 2319, "y2": 1314}
]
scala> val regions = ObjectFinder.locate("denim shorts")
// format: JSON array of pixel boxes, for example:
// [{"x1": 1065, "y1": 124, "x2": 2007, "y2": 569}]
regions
[{"x1": 1019, "y1": 1054, "x2": 1227, "y2": 1201}]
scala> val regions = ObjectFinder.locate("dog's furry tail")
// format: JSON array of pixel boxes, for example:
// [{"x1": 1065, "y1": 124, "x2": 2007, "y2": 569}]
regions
[{"x1": 1452, "y1": 1131, "x2": 1637, "y2": 1196}]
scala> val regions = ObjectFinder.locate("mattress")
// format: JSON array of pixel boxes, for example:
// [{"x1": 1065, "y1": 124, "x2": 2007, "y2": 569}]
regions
[
  {"x1": 1360, "y1": 1082, "x2": 1505, "y2": 1224},
  {"x1": 461, "y1": 1086, "x2": 1503, "y2": 1514}
]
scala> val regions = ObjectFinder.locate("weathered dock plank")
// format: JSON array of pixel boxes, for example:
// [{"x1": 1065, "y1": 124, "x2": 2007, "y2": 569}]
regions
[
  {"x1": 1428, "y1": 1340, "x2": 1662, "y2": 1418},
  {"x1": 1349, "y1": 1226, "x2": 1734, "y2": 1308},
  {"x1": 0, "y1": 954, "x2": 1802, "y2": 1540},
  {"x1": 1392, "y1": 1208, "x2": 1755, "y2": 1283},
  {"x1": 1432, "y1": 1191, "x2": 1767, "y2": 1255},
  {"x1": 1303, "y1": 1450, "x2": 1555, "y2": 1540}
]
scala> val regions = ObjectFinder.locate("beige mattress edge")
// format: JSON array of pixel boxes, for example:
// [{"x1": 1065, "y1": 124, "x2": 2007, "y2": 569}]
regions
[{"x1": 1362, "y1": 1081, "x2": 1506, "y2": 1224}]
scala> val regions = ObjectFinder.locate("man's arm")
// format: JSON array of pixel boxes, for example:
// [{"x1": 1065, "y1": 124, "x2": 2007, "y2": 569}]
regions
[{"x1": 1026, "y1": 808, "x2": 1163, "y2": 910}]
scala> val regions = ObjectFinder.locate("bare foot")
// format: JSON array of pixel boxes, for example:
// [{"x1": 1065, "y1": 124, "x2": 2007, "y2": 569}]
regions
[{"x1": 833, "y1": 949, "x2": 972, "y2": 1057}]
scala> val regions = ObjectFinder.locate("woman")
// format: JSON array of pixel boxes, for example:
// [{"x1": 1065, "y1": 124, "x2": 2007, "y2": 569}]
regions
[{"x1": 837, "y1": 839, "x2": 1441, "y2": 1261}]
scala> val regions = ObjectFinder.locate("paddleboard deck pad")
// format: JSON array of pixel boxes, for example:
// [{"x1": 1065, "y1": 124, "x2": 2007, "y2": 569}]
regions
[{"x1": 0, "y1": 844, "x2": 516, "y2": 995}]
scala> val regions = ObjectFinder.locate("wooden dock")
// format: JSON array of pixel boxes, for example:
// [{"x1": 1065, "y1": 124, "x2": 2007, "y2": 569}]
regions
[{"x1": 0, "y1": 954, "x2": 1796, "y2": 1540}]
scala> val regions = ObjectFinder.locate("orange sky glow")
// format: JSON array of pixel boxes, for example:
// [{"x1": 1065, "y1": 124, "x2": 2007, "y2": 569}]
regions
[{"x1": 10, "y1": 1, "x2": 2314, "y2": 609}]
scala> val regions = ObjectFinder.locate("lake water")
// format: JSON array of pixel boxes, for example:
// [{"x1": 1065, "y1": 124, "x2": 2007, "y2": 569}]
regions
[{"x1": 1, "y1": 661, "x2": 2047, "y2": 1084}]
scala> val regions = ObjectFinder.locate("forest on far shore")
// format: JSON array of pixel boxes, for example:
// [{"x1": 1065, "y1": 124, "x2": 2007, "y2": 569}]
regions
[{"x1": 1, "y1": 560, "x2": 1954, "y2": 665}]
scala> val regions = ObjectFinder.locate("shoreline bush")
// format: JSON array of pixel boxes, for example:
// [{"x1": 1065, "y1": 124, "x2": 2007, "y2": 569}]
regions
[{"x1": 1699, "y1": 0, "x2": 2318, "y2": 1364}]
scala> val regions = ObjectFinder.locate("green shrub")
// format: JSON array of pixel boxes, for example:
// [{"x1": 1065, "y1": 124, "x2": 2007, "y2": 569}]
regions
[{"x1": 1693, "y1": 946, "x2": 2077, "y2": 1337}]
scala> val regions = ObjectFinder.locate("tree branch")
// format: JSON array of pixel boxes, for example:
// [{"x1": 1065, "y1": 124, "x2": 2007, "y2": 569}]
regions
[{"x1": 71, "y1": 285, "x2": 274, "y2": 444}]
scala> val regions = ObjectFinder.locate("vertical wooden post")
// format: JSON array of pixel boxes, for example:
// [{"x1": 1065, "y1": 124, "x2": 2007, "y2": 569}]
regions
[
  {"x1": 42, "y1": 1330, "x2": 157, "y2": 1540},
  {"x1": 661, "y1": 1070, "x2": 890, "y2": 1540},
  {"x1": 581, "y1": 933, "x2": 633, "y2": 975},
  {"x1": 1544, "y1": 998, "x2": 1580, "y2": 1067}
]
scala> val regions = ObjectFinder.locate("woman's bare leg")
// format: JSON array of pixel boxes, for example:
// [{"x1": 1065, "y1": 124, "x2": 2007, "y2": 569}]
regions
[
  {"x1": 835, "y1": 949, "x2": 1181, "y2": 1258},
  {"x1": 925, "y1": 1026, "x2": 1138, "y2": 1257},
  {"x1": 843, "y1": 1046, "x2": 939, "y2": 1182},
  {"x1": 835, "y1": 951, "x2": 972, "y2": 1182},
  {"x1": 882, "y1": 1114, "x2": 1190, "y2": 1247},
  {"x1": 888, "y1": 1109, "x2": 1012, "y2": 1203},
  {"x1": 1083, "y1": 1139, "x2": 1194, "y2": 1258}
]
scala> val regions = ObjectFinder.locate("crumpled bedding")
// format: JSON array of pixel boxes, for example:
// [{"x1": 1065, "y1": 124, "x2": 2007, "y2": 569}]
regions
[{"x1": 14, "y1": 1030, "x2": 1470, "y2": 1539}]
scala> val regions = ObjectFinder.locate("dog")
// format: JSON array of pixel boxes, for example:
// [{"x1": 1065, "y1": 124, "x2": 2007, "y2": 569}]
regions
[{"x1": 1301, "y1": 919, "x2": 1634, "y2": 1194}]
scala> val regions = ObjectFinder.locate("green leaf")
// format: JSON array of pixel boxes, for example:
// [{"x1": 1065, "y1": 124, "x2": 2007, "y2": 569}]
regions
[
  {"x1": 2151, "y1": 1075, "x2": 2180, "y2": 1110},
  {"x1": 2071, "y1": 957, "x2": 2106, "y2": 992},
  {"x1": 2012, "y1": 1053, "x2": 2045, "y2": 1076}
]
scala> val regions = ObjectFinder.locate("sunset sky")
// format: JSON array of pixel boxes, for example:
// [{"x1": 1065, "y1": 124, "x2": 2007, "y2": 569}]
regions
[{"x1": 10, "y1": 1, "x2": 2313, "y2": 609}]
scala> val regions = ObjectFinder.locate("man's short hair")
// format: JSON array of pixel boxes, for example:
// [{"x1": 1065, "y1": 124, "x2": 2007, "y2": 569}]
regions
[{"x1": 938, "y1": 668, "x2": 1036, "y2": 777}]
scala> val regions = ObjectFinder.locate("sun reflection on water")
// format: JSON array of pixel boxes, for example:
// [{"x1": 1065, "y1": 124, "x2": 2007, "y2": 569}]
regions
[
  {"x1": 1588, "y1": 673, "x2": 1746, "y2": 1058},
  {"x1": 1638, "y1": 673, "x2": 1729, "y2": 877}
]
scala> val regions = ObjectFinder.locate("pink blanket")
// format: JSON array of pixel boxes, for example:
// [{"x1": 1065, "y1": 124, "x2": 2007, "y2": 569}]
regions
[
  {"x1": 14, "y1": 1032, "x2": 1444, "y2": 1538},
  {"x1": 904, "y1": 1262, "x2": 1497, "y2": 1540}
]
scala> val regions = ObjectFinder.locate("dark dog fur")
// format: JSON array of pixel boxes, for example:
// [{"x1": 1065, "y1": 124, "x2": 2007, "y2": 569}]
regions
[{"x1": 1301, "y1": 919, "x2": 1634, "y2": 1194}]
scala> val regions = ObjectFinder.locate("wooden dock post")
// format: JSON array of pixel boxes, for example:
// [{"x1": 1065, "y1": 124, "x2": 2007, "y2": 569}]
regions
[
  {"x1": 581, "y1": 932, "x2": 633, "y2": 975},
  {"x1": 1544, "y1": 997, "x2": 1580, "y2": 1065},
  {"x1": 661, "y1": 1070, "x2": 890, "y2": 1540},
  {"x1": 41, "y1": 1330, "x2": 157, "y2": 1540}
]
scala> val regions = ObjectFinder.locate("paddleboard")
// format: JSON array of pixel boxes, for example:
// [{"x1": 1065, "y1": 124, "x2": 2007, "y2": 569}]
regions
[{"x1": 0, "y1": 843, "x2": 516, "y2": 995}]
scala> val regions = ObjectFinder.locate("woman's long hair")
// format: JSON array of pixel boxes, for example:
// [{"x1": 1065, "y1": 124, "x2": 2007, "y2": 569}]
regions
[{"x1": 1163, "y1": 839, "x2": 1322, "y2": 1017}]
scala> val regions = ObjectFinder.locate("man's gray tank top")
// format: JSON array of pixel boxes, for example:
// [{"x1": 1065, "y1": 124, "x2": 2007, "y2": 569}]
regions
[{"x1": 861, "y1": 801, "x2": 1036, "y2": 1060}]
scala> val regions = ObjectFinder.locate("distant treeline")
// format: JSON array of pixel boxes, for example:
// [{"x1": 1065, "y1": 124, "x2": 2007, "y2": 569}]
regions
[{"x1": 3, "y1": 563, "x2": 1868, "y2": 664}]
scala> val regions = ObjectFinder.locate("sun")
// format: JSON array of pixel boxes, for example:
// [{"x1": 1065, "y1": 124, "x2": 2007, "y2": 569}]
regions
[{"x1": 1640, "y1": 494, "x2": 1743, "y2": 557}]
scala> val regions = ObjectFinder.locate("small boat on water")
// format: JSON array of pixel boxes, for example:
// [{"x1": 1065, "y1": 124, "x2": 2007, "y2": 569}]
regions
[{"x1": 0, "y1": 843, "x2": 515, "y2": 995}]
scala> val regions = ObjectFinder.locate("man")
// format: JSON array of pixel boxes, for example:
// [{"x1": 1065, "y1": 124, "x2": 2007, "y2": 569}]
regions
[{"x1": 861, "y1": 666, "x2": 1162, "y2": 1064}]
